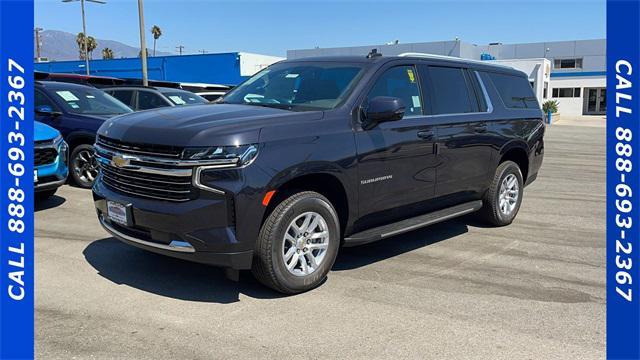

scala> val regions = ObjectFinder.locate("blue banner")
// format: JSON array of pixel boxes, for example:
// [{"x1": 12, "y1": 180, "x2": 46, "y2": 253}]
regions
[
  {"x1": 0, "y1": 0, "x2": 35, "y2": 359},
  {"x1": 607, "y1": 0, "x2": 640, "y2": 359}
]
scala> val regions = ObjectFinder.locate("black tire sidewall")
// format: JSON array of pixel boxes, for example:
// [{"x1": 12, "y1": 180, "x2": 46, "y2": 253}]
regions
[
  {"x1": 494, "y1": 162, "x2": 524, "y2": 224},
  {"x1": 70, "y1": 144, "x2": 95, "y2": 188},
  {"x1": 268, "y1": 195, "x2": 340, "y2": 293}
]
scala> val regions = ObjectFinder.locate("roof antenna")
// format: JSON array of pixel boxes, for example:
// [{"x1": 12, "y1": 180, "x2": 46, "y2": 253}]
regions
[{"x1": 367, "y1": 49, "x2": 382, "y2": 58}]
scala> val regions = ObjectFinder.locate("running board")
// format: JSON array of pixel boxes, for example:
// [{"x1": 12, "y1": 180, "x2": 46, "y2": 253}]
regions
[{"x1": 343, "y1": 200, "x2": 483, "y2": 247}]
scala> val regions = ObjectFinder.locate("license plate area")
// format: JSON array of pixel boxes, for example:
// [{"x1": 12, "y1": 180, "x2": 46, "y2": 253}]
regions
[{"x1": 107, "y1": 201, "x2": 130, "y2": 226}]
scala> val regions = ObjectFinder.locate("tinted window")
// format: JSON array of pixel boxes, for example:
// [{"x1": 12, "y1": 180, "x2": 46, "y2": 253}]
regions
[
  {"x1": 137, "y1": 91, "x2": 170, "y2": 110},
  {"x1": 367, "y1": 66, "x2": 423, "y2": 117},
  {"x1": 162, "y1": 91, "x2": 208, "y2": 105},
  {"x1": 35, "y1": 90, "x2": 56, "y2": 108},
  {"x1": 109, "y1": 90, "x2": 135, "y2": 107},
  {"x1": 223, "y1": 62, "x2": 365, "y2": 111},
  {"x1": 487, "y1": 72, "x2": 539, "y2": 109},
  {"x1": 50, "y1": 87, "x2": 132, "y2": 115},
  {"x1": 428, "y1": 66, "x2": 473, "y2": 115}
]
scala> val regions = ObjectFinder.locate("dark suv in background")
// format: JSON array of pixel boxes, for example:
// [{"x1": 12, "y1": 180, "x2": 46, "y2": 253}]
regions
[
  {"x1": 93, "y1": 53, "x2": 544, "y2": 294},
  {"x1": 35, "y1": 81, "x2": 132, "y2": 188},
  {"x1": 104, "y1": 86, "x2": 208, "y2": 111}
]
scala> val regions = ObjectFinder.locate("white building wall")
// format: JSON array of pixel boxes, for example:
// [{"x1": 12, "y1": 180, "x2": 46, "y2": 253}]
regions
[
  {"x1": 549, "y1": 76, "x2": 605, "y2": 116},
  {"x1": 239, "y1": 52, "x2": 285, "y2": 76}
]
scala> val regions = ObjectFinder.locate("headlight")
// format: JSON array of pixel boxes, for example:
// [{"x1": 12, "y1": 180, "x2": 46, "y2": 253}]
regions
[
  {"x1": 53, "y1": 134, "x2": 63, "y2": 146},
  {"x1": 181, "y1": 144, "x2": 258, "y2": 166}
]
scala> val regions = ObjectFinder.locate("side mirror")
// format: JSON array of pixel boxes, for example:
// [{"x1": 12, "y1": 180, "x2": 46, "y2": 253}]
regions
[
  {"x1": 364, "y1": 96, "x2": 405, "y2": 129},
  {"x1": 35, "y1": 105, "x2": 61, "y2": 117}
]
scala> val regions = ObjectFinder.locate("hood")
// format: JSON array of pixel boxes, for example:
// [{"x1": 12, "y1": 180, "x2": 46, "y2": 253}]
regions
[
  {"x1": 97, "y1": 103, "x2": 324, "y2": 147},
  {"x1": 34, "y1": 121, "x2": 61, "y2": 142}
]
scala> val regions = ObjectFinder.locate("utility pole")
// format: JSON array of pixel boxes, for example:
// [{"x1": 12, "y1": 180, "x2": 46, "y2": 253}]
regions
[
  {"x1": 62, "y1": 0, "x2": 106, "y2": 75},
  {"x1": 34, "y1": 27, "x2": 43, "y2": 61},
  {"x1": 137, "y1": 0, "x2": 148, "y2": 86},
  {"x1": 199, "y1": 49, "x2": 207, "y2": 54},
  {"x1": 176, "y1": 45, "x2": 184, "y2": 55}
]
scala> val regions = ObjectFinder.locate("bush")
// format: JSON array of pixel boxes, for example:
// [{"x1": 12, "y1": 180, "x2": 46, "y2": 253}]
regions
[{"x1": 542, "y1": 100, "x2": 559, "y2": 114}]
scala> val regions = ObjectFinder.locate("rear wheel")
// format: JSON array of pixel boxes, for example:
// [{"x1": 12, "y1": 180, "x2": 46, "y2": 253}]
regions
[
  {"x1": 252, "y1": 191, "x2": 340, "y2": 294},
  {"x1": 70, "y1": 144, "x2": 98, "y2": 188},
  {"x1": 480, "y1": 160, "x2": 524, "y2": 226}
]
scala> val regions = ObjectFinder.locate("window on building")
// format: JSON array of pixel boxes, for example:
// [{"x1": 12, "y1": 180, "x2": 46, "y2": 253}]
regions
[
  {"x1": 367, "y1": 65, "x2": 423, "y2": 117},
  {"x1": 427, "y1": 66, "x2": 474, "y2": 115},
  {"x1": 553, "y1": 58, "x2": 583, "y2": 69},
  {"x1": 552, "y1": 87, "x2": 581, "y2": 98},
  {"x1": 486, "y1": 72, "x2": 539, "y2": 109}
]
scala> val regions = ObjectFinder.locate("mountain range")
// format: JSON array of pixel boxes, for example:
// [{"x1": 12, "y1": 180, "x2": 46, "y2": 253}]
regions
[{"x1": 35, "y1": 30, "x2": 172, "y2": 61}]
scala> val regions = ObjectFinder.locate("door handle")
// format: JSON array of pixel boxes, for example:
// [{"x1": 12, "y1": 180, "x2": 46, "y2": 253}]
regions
[{"x1": 417, "y1": 130, "x2": 434, "y2": 141}]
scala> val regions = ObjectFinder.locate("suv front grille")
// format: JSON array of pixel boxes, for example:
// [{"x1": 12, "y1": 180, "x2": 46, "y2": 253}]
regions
[
  {"x1": 35, "y1": 148, "x2": 58, "y2": 166},
  {"x1": 98, "y1": 161, "x2": 194, "y2": 202},
  {"x1": 97, "y1": 135, "x2": 184, "y2": 158}
]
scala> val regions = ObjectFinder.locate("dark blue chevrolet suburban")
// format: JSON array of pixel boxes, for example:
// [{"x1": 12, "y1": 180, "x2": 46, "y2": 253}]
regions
[{"x1": 93, "y1": 53, "x2": 544, "y2": 293}]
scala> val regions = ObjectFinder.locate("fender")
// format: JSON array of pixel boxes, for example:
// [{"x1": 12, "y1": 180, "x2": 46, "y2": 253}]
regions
[{"x1": 65, "y1": 130, "x2": 97, "y2": 150}]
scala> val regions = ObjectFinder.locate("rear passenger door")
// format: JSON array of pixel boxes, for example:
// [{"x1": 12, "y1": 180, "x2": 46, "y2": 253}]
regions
[{"x1": 418, "y1": 64, "x2": 494, "y2": 197}]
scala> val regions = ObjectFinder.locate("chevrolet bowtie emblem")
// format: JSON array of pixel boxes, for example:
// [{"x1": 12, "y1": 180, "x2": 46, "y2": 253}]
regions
[{"x1": 111, "y1": 155, "x2": 130, "y2": 168}]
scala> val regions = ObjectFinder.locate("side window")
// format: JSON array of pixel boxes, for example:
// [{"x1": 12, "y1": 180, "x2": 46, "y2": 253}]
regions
[
  {"x1": 137, "y1": 91, "x2": 170, "y2": 110},
  {"x1": 367, "y1": 65, "x2": 423, "y2": 117},
  {"x1": 109, "y1": 90, "x2": 135, "y2": 107},
  {"x1": 35, "y1": 90, "x2": 56, "y2": 109},
  {"x1": 427, "y1": 66, "x2": 474, "y2": 115},
  {"x1": 486, "y1": 72, "x2": 539, "y2": 109}
]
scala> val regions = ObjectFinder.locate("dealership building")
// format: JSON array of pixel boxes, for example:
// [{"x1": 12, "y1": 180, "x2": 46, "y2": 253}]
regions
[{"x1": 288, "y1": 39, "x2": 606, "y2": 117}]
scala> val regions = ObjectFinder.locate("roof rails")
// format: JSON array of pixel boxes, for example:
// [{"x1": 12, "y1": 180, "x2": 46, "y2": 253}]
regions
[{"x1": 397, "y1": 52, "x2": 514, "y2": 69}]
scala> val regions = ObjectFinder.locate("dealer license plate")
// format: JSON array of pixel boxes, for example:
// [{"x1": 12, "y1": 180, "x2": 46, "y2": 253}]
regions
[{"x1": 107, "y1": 201, "x2": 128, "y2": 225}]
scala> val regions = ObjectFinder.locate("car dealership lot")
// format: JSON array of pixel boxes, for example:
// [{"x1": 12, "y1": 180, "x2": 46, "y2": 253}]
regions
[{"x1": 35, "y1": 124, "x2": 604, "y2": 359}]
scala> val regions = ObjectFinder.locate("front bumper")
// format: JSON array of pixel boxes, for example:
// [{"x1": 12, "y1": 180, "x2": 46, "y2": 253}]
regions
[
  {"x1": 93, "y1": 179, "x2": 253, "y2": 269},
  {"x1": 35, "y1": 140, "x2": 69, "y2": 192}
]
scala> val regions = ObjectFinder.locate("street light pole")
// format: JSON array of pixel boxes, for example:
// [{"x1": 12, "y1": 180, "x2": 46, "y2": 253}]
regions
[
  {"x1": 80, "y1": 0, "x2": 89, "y2": 74},
  {"x1": 63, "y1": 0, "x2": 105, "y2": 75},
  {"x1": 137, "y1": 0, "x2": 148, "y2": 86},
  {"x1": 34, "y1": 27, "x2": 43, "y2": 61}
]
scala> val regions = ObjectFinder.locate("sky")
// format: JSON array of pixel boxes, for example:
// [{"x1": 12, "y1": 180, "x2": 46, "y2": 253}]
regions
[{"x1": 34, "y1": 0, "x2": 606, "y2": 57}]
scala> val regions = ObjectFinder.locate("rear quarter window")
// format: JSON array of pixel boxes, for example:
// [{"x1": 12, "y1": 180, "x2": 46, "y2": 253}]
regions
[{"x1": 486, "y1": 72, "x2": 539, "y2": 109}]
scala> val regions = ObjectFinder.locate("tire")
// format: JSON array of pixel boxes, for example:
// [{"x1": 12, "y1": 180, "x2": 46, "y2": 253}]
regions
[
  {"x1": 70, "y1": 144, "x2": 98, "y2": 188},
  {"x1": 35, "y1": 189, "x2": 57, "y2": 201},
  {"x1": 480, "y1": 160, "x2": 524, "y2": 226},
  {"x1": 252, "y1": 191, "x2": 340, "y2": 294}
]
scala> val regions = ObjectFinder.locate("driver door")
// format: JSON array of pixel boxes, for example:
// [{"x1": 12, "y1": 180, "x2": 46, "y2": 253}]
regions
[{"x1": 355, "y1": 64, "x2": 438, "y2": 221}]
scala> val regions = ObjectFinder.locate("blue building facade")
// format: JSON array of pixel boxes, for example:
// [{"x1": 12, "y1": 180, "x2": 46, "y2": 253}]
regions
[{"x1": 35, "y1": 52, "x2": 247, "y2": 85}]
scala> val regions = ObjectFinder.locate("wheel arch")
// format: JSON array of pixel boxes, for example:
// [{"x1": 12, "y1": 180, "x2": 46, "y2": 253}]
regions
[
  {"x1": 498, "y1": 141, "x2": 530, "y2": 181},
  {"x1": 262, "y1": 168, "x2": 354, "y2": 237}
]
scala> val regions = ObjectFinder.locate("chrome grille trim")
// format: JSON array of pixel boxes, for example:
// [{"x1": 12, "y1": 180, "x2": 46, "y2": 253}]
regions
[{"x1": 95, "y1": 144, "x2": 239, "y2": 168}]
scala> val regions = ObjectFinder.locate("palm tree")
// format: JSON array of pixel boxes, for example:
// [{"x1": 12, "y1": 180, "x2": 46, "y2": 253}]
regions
[
  {"x1": 87, "y1": 36, "x2": 97, "y2": 59},
  {"x1": 76, "y1": 32, "x2": 87, "y2": 60},
  {"x1": 151, "y1": 25, "x2": 162, "y2": 56},
  {"x1": 101, "y1": 48, "x2": 114, "y2": 60}
]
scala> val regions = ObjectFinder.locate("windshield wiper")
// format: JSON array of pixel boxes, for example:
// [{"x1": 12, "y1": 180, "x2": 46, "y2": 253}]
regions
[{"x1": 243, "y1": 102, "x2": 294, "y2": 111}]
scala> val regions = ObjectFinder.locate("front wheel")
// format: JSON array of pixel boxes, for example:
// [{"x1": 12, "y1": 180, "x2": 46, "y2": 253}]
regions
[
  {"x1": 252, "y1": 191, "x2": 340, "y2": 294},
  {"x1": 480, "y1": 161, "x2": 524, "y2": 226},
  {"x1": 70, "y1": 144, "x2": 98, "y2": 188}
]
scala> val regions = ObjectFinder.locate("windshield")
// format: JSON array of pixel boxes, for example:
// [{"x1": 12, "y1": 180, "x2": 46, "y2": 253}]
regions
[
  {"x1": 52, "y1": 87, "x2": 132, "y2": 115},
  {"x1": 163, "y1": 91, "x2": 208, "y2": 105},
  {"x1": 222, "y1": 62, "x2": 366, "y2": 111}
]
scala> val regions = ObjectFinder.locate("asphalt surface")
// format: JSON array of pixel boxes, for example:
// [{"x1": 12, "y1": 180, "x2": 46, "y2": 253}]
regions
[{"x1": 35, "y1": 124, "x2": 605, "y2": 359}]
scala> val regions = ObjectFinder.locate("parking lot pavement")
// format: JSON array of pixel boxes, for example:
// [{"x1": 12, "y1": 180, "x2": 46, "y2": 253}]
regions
[{"x1": 35, "y1": 124, "x2": 605, "y2": 360}]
